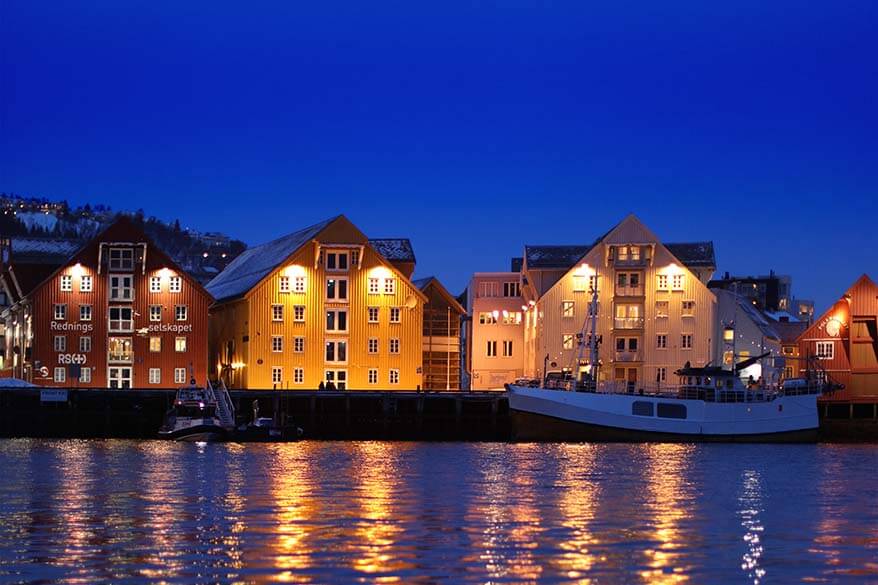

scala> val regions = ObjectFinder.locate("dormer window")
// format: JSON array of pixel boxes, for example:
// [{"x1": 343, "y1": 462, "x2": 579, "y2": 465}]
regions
[
  {"x1": 109, "y1": 248, "x2": 134, "y2": 271},
  {"x1": 325, "y1": 251, "x2": 349, "y2": 272}
]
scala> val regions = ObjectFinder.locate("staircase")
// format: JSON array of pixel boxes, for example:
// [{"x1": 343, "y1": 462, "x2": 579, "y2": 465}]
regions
[{"x1": 208, "y1": 379, "x2": 236, "y2": 430}]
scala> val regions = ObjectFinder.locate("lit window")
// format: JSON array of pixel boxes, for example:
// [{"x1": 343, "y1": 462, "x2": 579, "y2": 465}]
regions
[
  {"x1": 325, "y1": 340, "x2": 348, "y2": 363},
  {"x1": 175, "y1": 337, "x2": 187, "y2": 352},
  {"x1": 681, "y1": 334, "x2": 693, "y2": 349},
  {"x1": 326, "y1": 277, "x2": 349, "y2": 301},
  {"x1": 272, "y1": 367, "x2": 283, "y2": 384},
  {"x1": 368, "y1": 369, "x2": 378, "y2": 385},
  {"x1": 502, "y1": 340, "x2": 513, "y2": 357},
  {"x1": 502, "y1": 312, "x2": 522, "y2": 325},
  {"x1": 655, "y1": 300, "x2": 669, "y2": 317},
  {"x1": 150, "y1": 305, "x2": 162, "y2": 322},
  {"x1": 562, "y1": 334, "x2": 575, "y2": 350},
  {"x1": 294, "y1": 337, "x2": 304, "y2": 353},
  {"x1": 389, "y1": 369, "x2": 399, "y2": 384},
  {"x1": 174, "y1": 368, "x2": 187, "y2": 384},
  {"x1": 79, "y1": 367, "x2": 91, "y2": 384},
  {"x1": 79, "y1": 305, "x2": 92, "y2": 321},
  {"x1": 389, "y1": 338, "x2": 400, "y2": 354},
  {"x1": 54, "y1": 304, "x2": 67, "y2": 320},
  {"x1": 384, "y1": 278, "x2": 396, "y2": 295},
  {"x1": 368, "y1": 338, "x2": 379, "y2": 354},
  {"x1": 816, "y1": 341, "x2": 834, "y2": 360},
  {"x1": 293, "y1": 305, "x2": 305, "y2": 322},
  {"x1": 175, "y1": 305, "x2": 188, "y2": 321},
  {"x1": 672, "y1": 274, "x2": 684, "y2": 290},
  {"x1": 109, "y1": 274, "x2": 133, "y2": 301},
  {"x1": 148, "y1": 368, "x2": 161, "y2": 384},
  {"x1": 390, "y1": 307, "x2": 401, "y2": 323},
  {"x1": 80, "y1": 275, "x2": 93, "y2": 292},
  {"x1": 656, "y1": 334, "x2": 667, "y2": 349},
  {"x1": 150, "y1": 277, "x2": 161, "y2": 293},
  {"x1": 326, "y1": 309, "x2": 348, "y2": 332},
  {"x1": 54, "y1": 335, "x2": 66, "y2": 352},
  {"x1": 294, "y1": 368, "x2": 304, "y2": 384},
  {"x1": 657, "y1": 274, "x2": 668, "y2": 290},
  {"x1": 486, "y1": 340, "x2": 497, "y2": 357},
  {"x1": 272, "y1": 304, "x2": 284, "y2": 322},
  {"x1": 368, "y1": 278, "x2": 380, "y2": 294},
  {"x1": 149, "y1": 337, "x2": 161, "y2": 352},
  {"x1": 169, "y1": 276, "x2": 182, "y2": 293},
  {"x1": 479, "y1": 312, "x2": 497, "y2": 325},
  {"x1": 272, "y1": 335, "x2": 283, "y2": 352},
  {"x1": 293, "y1": 275, "x2": 306, "y2": 293},
  {"x1": 108, "y1": 248, "x2": 134, "y2": 271},
  {"x1": 79, "y1": 336, "x2": 91, "y2": 353},
  {"x1": 54, "y1": 367, "x2": 66, "y2": 383},
  {"x1": 368, "y1": 307, "x2": 379, "y2": 323},
  {"x1": 60, "y1": 275, "x2": 72, "y2": 292},
  {"x1": 279, "y1": 275, "x2": 290, "y2": 292},
  {"x1": 723, "y1": 328, "x2": 734, "y2": 342},
  {"x1": 562, "y1": 301, "x2": 575, "y2": 318}
]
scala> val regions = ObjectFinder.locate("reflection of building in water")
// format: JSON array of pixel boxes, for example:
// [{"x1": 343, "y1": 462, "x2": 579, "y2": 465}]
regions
[
  {"x1": 267, "y1": 444, "x2": 315, "y2": 582},
  {"x1": 554, "y1": 444, "x2": 601, "y2": 581},
  {"x1": 641, "y1": 444, "x2": 694, "y2": 584},
  {"x1": 737, "y1": 469, "x2": 766, "y2": 584}
]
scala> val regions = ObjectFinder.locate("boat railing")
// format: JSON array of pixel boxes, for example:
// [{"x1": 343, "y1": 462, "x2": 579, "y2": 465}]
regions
[
  {"x1": 208, "y1": 379, "x2": 236, "y2": 429},
  {"x1": 559, "y1": 380, "x2": 781, "y2": 402}
]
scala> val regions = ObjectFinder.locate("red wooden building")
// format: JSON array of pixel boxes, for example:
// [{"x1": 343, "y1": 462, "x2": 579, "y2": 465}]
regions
[
  {"x1": 797, "y1": 274, "x2": 878, "y2": 401},
  {"x1": 3, "y1": 217, "x2": 213, "y2": 388}
]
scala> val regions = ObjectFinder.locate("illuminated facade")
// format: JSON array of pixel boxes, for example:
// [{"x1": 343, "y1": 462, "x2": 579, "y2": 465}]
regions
[
  {"x1": 206, "y1": 215, "x2": 426, "y2": 390},
  {"x1": 796, "y1": 274, "x2": 878, "y2": 400},
  {"x1": 467, "y1": 272, "x2": 526, "y2": 389},
  {"x1": 1, "y1": 218, "x2": 212, "y2": 387},
  {"x1": 520, "y1": 215, "x2": 717, "y2": 389}
]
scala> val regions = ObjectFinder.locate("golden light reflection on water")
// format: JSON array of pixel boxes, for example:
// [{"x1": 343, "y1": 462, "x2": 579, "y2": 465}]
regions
[
  {"x1": 640, "y1": 444, "x2": 694, "y2": 584},
  {"x1": 553, "y1": 444, "x2": 601, "y2": 584},
  {"x1": 267, "y1": 444, "x2": 314, "y2": 583},
  {"x1": 55, "y1": 441, "x2": 97, "y2": 581},
  {"x1": 738, "y1": 469, "x2": 766, "y2": 584}
]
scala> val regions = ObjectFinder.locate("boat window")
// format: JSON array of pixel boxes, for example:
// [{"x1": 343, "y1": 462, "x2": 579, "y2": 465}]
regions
[
  {"x1": 632, "y1": 401, "x2": 654, "y2": 416},
  {"x1": 657, "y1": 403, "x2": 687, "y2": 419}
]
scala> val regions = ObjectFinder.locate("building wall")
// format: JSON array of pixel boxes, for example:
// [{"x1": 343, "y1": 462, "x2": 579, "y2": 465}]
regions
[
  {"x1": 712, "y1": 289, "x2": 782, "y2": 384},
  {"x1": 421, "y1": 281, "x2": 462, "y2": 391},
  {"x1": 208, "y1": 298, "x2": 251, "y2": 388},
  {"x1": 469, "y1": 273, "x2": 525, "y2": 389}
]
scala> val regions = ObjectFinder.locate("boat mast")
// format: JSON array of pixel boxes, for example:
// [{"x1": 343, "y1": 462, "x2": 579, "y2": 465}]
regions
[{"x1": 588, "y1": 275, "x2": 600, "y2": 387}]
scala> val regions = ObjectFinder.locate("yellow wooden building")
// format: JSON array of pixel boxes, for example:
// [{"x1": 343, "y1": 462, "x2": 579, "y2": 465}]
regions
[{"x1": 206, "y1": 215, "x2": 426, "y2": 390}]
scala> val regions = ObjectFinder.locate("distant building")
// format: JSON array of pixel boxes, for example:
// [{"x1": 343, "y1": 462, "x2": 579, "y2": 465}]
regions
[
  {"x1": 713, "y1": 289, "x2": 782, "y2": 384},
  {"x1": 206, "y1": 215, "x2": 427, "y2": 390},
  {"x1": 796, "y1": 274, "x2": 878, "y2": 400},
  {"x1": 413, "y1": 277, "x2": 465, "y2": 390},
  {"x1": 467, "y1": 271, "x2": 525, "y2": 389},
  {"x1": 708, "y1": 270, "x2": 814, "y2": 322}
]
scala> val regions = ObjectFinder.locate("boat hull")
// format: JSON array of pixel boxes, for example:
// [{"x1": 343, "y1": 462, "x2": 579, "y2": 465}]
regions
[
  {"x1": 158, "y1": 423, "x2": 229, "y2": 442},
  {"x1": 508, "y1": 386, "x2": 819, "y2": 443}
]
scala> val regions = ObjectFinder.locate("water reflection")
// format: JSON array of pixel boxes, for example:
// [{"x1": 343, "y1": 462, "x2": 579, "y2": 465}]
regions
[
  {"x1": 737, "y1": 469, "x2": 766, "y2": 584},
  {"x1": 267, "y1": 444, "x2": 314, "y2": 582},
  {"x1": 554, "y1": 444, "x2": 601, "y2": 583}
]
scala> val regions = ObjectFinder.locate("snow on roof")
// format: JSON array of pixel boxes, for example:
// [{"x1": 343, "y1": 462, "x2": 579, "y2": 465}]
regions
[
  {"x1": 206, "y1": 216, "x2": 338, "y2": 302},
  {"x1": 764, "y1": 310, "x2": 800, "y2": 323},
  {"x1": 737, "y1": 297, "x2": 781, "y2": 341},
  {"x1": 370, "y1": 238, "x2": 415, "y2": 263},
  {"x1": 664, "y1": 242, "x2": 716, "y2": 268},
  {"x1": 11, "y1": 237, "x2": 82, "y2": 262},
  {"x1": 525, "y1": 245, "x2": 591, "y2": 268}
]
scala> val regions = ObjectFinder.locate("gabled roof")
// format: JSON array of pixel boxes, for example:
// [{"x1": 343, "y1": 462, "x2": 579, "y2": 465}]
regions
[
  {"x1": 369, "y1": 238, "x2": 415, "y2": 263},
  {"x1": 770, "y1": 319, "x2": 808, "y2": 344},
  {"x1": 524, "y1": 245, "x2": 592, "y2": 269},
  {"x1": 9, "y1": 237, "x2": 82, "y2": 264},
  {"x1": 665, "y1": 242, "x2": 716, "y2": 268},
  {"x1": 206, "y1": 216, "x2": 339, "y2": 303},
  {"x1": 413, "y1": 276, "x2": 466, "y2": 315}
]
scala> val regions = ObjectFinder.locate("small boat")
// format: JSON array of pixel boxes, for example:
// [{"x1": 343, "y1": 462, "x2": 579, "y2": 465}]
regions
[
  {"x1": 159, "y1": 385, "x2": 235, "y2": 442},
  {"x1": 234, "y1": 417, "x2": 304, "y2": 442}
]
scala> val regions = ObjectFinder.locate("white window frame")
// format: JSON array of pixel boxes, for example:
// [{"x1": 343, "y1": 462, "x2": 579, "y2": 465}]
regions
[
  {"x1": 390, "y1": 307, "x2": 401, "y2": 323},
  {"x1": 657, "y1": 367, "x2": 667, "y2": 383},
  {"x1": 672, "y1": 274, "x2": 685, "y2": 291},
  {"x1": 54, "y1": 304, "x2": 67, "y2": 320},
  {"x1": 108, "y1": 248, "x2": 134, "y2": 271},
  {"x1": 150, "y1": 276, "x2": 162, "y2": 293},
  {"x1": 562, "y1": 334, "x2": 575, "y2": 350},
  {"x1": 324, "y1": 251, "x2": 349, "y2": 272},
  {"x1": 324, "y1": 369, "x2": 347, "y2": 390},
  {"x1": 108, "y1": 306, "x2": 133, "y2": 332},
  {"x1": 271, "y1": 335, "x2": 283, "y2": 352},
  {"x1": 54, "y1": 367, "x2": 66, "y2": 383},
  {"x1": 150, "y1": 305, "x2": 162, "y2": 322},
  {"x1": 502, "y1": 340, "x2": 513, "y2": 357},
  {"x1": 816, "y1": 341, "x2": 834, "y2": 360},
  {"x1": 80, "y1": 367, "x2": 91, "y2": 384},
  {"x1": 656, "y1": 334, "x2": 667, "y2": 349},
  {"x1": 681, "y1": 334, "x2": 693, "y2": 349},
  {"x1": 272, "y1": 304, "x2": 284, "y2": 322},
  {"x1": 325, "y1": 340, "x2": 348, "y2": 364},
  {"x1": 54, "y1": 335, "x2": 66, "y2": 352},
  {"x1": 389, "y1": 369, "x2": 400, "y2": 385},
  {"x1": 60, "y1": 275, "x2": 72, "y2": 292},
  {"x1": 657, "y1": 274, "x2": 669, "y2": 290},
  {"x1": 148, "y1": 368, "x2": 161, "y2": 384},
  {"x1": 279, "y1": 275, "x2": 290, "y2": 293},
  {"x1": 79, "y1": 304, "x2": 92, "y2": 322},
  {"x1": 326, "y1": 277, "x2": 349, "y2": 302},
  {"x1": 293, "y1": 336, "x2": 305, "y2": 353},
  {"x1": 368, "y1": 278, "x2": 380, "y2": 294},
  {"x1": 294, "y1": 367, "x2": 304, "y2": 385},
  {"x1": 503, "y1": 282, "x2": 520, "y2": 297},
  {"x1": 561, "y1": 300, "x2": 575, "y2": 318},
  {"x1": 169, "y1": 276, "x2": 182, "y2": 293},
  {"x1": 486, "y1": 340, "x2": 497, "y2": 357},
  {"x1": 479, "y1": 312, "x2": 497, "y2": 325},
  {"x1": 293, "y1": 305, "x2": 305, "y2": 322},
  {"x1": 384, "y1": 277, "x2": 396, "y2": 295},
  {"x1": 149, "y1": 336, "x2": 161, "y2": 352},
  {"x1": 368, "y1": 368, "x2": 379, "y2": 385},
  {"x1": 389, "y1": 338, "x2": 400, "y2": 354},
  {"x1": 368, "y1": 338, "x2": 379, "y2": 354},
  {"x1": 109, "y1": 274, "x2": 134, "y2": 302},
  {"x1": 175, "y1": 337, "x2": 187, "y2": 352},
  {"x1": 79, "y1": 336, "x2": 91, "y2": 353},
  {"x1": 368, "y1": 307, "x2": 380, "y2": 323},
  {"x1": 272, "y1": 367, "x2": 283, "y2": 385},
  {"x1": 80, "y1": 275, "x2": 93, "y2": 292},
  {"x1": 326, "y1": 309, "x2": 348, "y2": 333},
  {"x1": 174, "y1": 368, "x2": 187, "y2": 384},
  {"x1": 293, "y1": 275, "x2": 306, "y2": 293},
  {"x1": 175, "y1": 305, "x2": 188, "y2": 321}
]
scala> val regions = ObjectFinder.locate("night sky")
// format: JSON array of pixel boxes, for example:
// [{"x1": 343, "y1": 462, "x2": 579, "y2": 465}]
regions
[{"x1": 3, "y1": 1, "x2": 876, "y2": 312}]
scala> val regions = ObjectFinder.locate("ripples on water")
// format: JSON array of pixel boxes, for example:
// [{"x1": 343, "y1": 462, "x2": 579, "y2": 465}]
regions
[{"x1": 0, "y1": 441, "x2": 876, "y2": 584}]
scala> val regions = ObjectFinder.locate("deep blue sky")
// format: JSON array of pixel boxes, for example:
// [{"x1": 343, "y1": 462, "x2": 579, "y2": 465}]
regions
[{"x1": 2, "y1": 1, "x2": 876, "y2": 312}]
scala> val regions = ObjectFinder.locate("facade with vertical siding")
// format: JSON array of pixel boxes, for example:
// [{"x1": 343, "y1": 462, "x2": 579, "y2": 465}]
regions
[
  {"x1": 2, "y1": 217, "x2": 212, "y2": 387},
  {"x1": 414, "y1": 277, "x2": 465, "y2": 391},
  {"x1": 206, "y1": 215, "x2": 426, "y2": 390}
]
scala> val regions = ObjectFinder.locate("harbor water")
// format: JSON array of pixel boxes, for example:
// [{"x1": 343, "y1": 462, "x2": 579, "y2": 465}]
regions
[{"x1": 0, "y1": 440, "x2": 876, "y2": 583}]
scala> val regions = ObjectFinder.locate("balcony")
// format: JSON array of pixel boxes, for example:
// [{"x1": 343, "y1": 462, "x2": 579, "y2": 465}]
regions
[
  {"x1": 614, "y1": 285, "x2": 644, "y2": 297},
  {"x1": 610, "y1": 257, "x2": 649, "y2": 268},
  {"x1": 614, "y1": 317, "x2": 644, "y2": 329},
  {"x1": 108, "y1": 337, "x2": 133, "y2": 363},
  {"x1": 614, "y1": 350, "x2": 643, "y2": 363}
]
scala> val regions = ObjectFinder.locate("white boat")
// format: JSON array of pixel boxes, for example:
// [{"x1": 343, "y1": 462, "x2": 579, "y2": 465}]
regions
[{"x1": 158, "y1": 383, "x2": 236, "y2": 442}]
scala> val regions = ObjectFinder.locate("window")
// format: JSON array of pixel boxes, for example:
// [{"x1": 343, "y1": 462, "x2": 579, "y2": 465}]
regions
[
  {"x1": 272, "y1": 335, "x2": 283, "y2": 352},
  {"x1": 502, "y1": 340, "x2": 513, "y2": 357},
  {"x1": 368, "y1": 338, "x2": 379, "y2": 354},
  {"x1": 79, "y1": 305, "x2": 92, "y2": 321},
  {"x1": 169, "y1": 276, "x2": 182, "y2": 293},
  {"x1": 503, "y1": 282, "x2": 520, "y2": 297},
  {"x1": 632, "y1": 401, "x2": 654, "y2": 416},
  {"x1": 174, "y1": 368, "x2": 187, "y2": 384},
  {"x1": 175, "y1": 305, "x2": 188, "y2": 321},
  {"x1": 54, "y1": 367, "x2": 66, "y2": 383},
  {"x1": 723, "y1": 328, "x2": 734, "y2": 342},
  {"x1": 816, "y1": 341, "x2": 834, "y2": 360},
  {"x1": 479, "y1": 312, "x2": 497, "y2": 325},
  {"x1": 175, "y1": 337, "x2": 187, "y2": 352},
  {"x1": 272, "y1": 304, "x2": 284, "y2": 322},
  {"x1": 502, "y1": 312, "x2": 522, "y2": 325},
  {"x1": 79, "y1": 336, "x2": 91, "y2": 353},
  {"x1": 562, "y1": 301, "x2": 575, "y2": 318},
  {"x1": 682, "y1": 301, "x2": 695, "y2": 316},
  {"x1": 294, "y1": 337, "x2": 304, "y2": 353},
  {"x1": 325, "y1": 251, "x2": 348, "y2": 271},
  {"x1": 368, "y1": 369, "x2": 379, "y2": 385},
  {"x1": 293, "y1": 275, "x2": 306, "y2": 293},
  {"x1": 294, "y1": 305, "x2": 305, "y2": 322},
  {"x1": 54, "y1": 335, "x2": 66, "y2": 352},
  {"x1": 60, "y1": 275, "x2": 72, "y2": 292},
  {"x1": 149, "y1": 336, "x2": 161, "y2": 352},
  {"x1": 672, "y1": 274, "x2": 684, "y2": 290},
  {"x1": 326, "y1": 277, "x2": 348, "y2": 301},
  {"x1": 80, "y1": 275, "x2": 93, "y2": 292},
  {"x1": 562, "y1": 334, "x2": 575, "y2": 350},
  {"x1": 108, "y1": 337, "x2": 133, "y2": 362},
  {"x1": 326, "y1": 309, "x2": 348, "y2": 332},
  {"x1": 368, "y1": 278, "x2": 380, "y2": 294},
  {"x1": 389, "y1": 338, "x2": 400, "y2": 354},
  {"x1": 294, "y1": 368, "x2": 304, "y2": 384},
  {"x1": 486, "y1": 340, "x2": 498, "y2": 357},
  {"x1": 109, "y1": 307, "x2": 133, "y2": 332},
  {"x1": 150, "y1": 305, "x2": 162, "y2": 322},
  {"x1": 150, "y1": 276, "x2": 161, "y2": 293},
  {"x1": 272, "y1": 367, "x2": 283, "y2": 385},
  {"x1": 479, "y1": 281, "x2": 499, "y2": 298},
  {"x1": 325, "y1": 370, "x2": 347, "y2": 390},
  {"x1": 148, "y1": 368, "x2": 161, "y2": 384},
  {"x1": 384, "y1": 278, "x2": 396, "y2": 295},
  {"x1": 656, "y1": 300, "x2": 669, "y2": 317},
  {"x1": 109, "y1": 248, "x2": 134, "y2": 271},
  {"x1": 325, "y1": 340, "x2": 348, "y2": 363},
  {"x1": 390, "y1": 307, "x2": 401, "y2": 323},
  {"x1": 54, "y1": 304, "x2": 67, "y2": 320},
  {"x1": 350, "y1": 250, "x2": 360, "y2": 267},
  {"x1": 681, "y1": 334, "x2": 693, "y2": 349},
  {"x1": 389, "y1": 369, "x2": 400, "y2": 384},
  {"x1": 80, "y1": 367, "x2": 91, "y2": 384},
  {"x1": 657, "y1": 403, "x2": 687, "y2": 419},
  {"x1": 368, "y1": 307, "x2": 380, "y2": 323},
  {"x1": 109, "y1": 274, "x2": 133, "y2": 301},
  {"x1": 656, "y1": 334, "x2": 667, "y2": 349},
  {"x1": 279, "y1": 275, "x2": 290, "y2": 292},
  {"x1": 657, "y1": 367, "x2": 667, "y2": 382},
  {"x1": 657, "y1": 274, "x2": 668, "y2": 290}
]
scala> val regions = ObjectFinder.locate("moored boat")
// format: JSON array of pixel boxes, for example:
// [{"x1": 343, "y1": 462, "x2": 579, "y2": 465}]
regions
[{"x1": 158, "y1": 384, "x2": 236, "y2": 441}]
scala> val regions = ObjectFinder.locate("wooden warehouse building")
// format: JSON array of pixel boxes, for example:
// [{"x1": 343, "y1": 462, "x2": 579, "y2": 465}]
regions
[
  {"x1": 206, "y1": 215, "x2": 427, "y2": 390},
  {"x1": 1, "y1": 217, "x2": 213, "y2": 388},
  {"x1": 414, "y1": 277, "x2": 465, "y2": 390}
]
